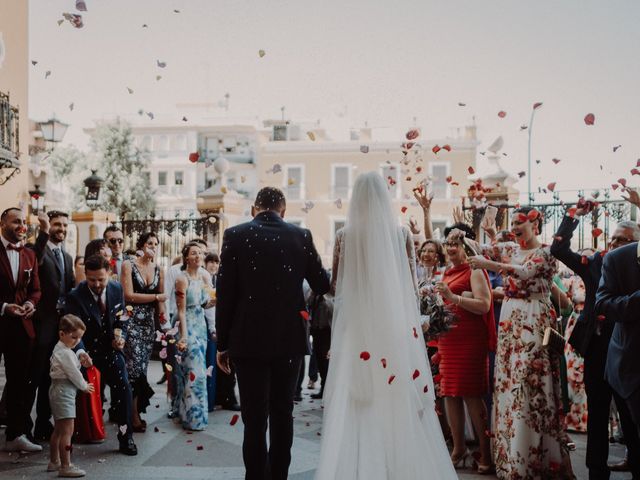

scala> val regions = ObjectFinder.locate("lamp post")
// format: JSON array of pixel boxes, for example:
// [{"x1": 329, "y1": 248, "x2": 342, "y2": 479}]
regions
[
  {"x1": 527, "y1": 102, "x2": 543, "y2": 205},
  {"x1": 28, "y1": 184, "x2": 45, "y2": 216},
  {"x1": 84, "y1": 170, "x2": 104, "y2": 211},
  {"x1": 38, "y1": 116, "x2": 69, "y2": 151}
]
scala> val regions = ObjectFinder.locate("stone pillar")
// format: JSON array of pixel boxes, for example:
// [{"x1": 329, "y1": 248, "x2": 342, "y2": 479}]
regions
[{"x1": 71, "y1": 210, "x2": 116, "y2": 256}]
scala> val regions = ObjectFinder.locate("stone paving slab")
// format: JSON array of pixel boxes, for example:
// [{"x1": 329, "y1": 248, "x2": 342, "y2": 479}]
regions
[{"x1": 0, "y1": 360, "x2": 631, "y2": 479}]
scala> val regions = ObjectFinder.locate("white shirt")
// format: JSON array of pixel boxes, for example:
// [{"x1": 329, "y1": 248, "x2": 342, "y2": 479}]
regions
[
  {"x1": 1, "y1": 235, "x2": 20, "y2": 284},
  {"x1": 49, "y1": 340, "x2": 90, "y2": 391}
]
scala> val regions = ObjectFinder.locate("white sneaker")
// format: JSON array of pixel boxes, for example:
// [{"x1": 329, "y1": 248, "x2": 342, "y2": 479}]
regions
[
  {"x1": 58, "y1": 464, "x2": 86, "y2": 477},
  {"x1": 4, "y1": 434, "x2": 43, "y2": 452},
  {"x1": 47, "y1": 461, "x2": 61, "y2": 472}
]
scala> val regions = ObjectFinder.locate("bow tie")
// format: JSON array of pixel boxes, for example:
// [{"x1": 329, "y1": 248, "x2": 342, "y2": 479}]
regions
[{"x1": 6, "y1": 244, "x2": 22, "y2": 252}]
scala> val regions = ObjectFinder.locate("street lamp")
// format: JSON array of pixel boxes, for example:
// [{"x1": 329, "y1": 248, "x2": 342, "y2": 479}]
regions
[
  {"x1": 28, "y1": 184, "x2": 45, "y2": 215},
  {"x1": 38, "y1": 116, "x2": 68, "y2": 150},
  {"x1": 84, "y1": 170, "x2": 104, "y2": 210},
  {"x1": 527, "y1": 102, "x2": 543, "y2": 205}
]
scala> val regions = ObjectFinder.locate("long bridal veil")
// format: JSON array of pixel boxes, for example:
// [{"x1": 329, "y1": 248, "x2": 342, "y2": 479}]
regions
[{"x1": 315, "y1": 172, "x2": 457, "y2": 479}]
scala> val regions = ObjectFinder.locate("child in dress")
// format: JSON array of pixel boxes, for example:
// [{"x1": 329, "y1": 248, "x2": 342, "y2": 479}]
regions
[{"x1": 48, "y1": 314, "x2": 95, "y2": 477}]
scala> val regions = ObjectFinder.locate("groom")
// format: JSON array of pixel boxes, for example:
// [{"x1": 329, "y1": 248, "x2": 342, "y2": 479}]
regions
[{"x1": 216, "y1": 187, "x2": 330, "y2": 480}]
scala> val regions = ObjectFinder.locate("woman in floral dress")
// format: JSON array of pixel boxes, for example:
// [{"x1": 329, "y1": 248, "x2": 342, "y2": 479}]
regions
[
  {"x1": 469, "y1": 207, "x2": 574, "y2": 480},
  {"x1": 562, "y1": 266, "x2": 589, "y2": 432},
  {"x1": 121, "y1": 232, "x2": 166, "y2": 431},
  {"x1": 174, "y1": 242, "x2": 212, "y2": 431}
]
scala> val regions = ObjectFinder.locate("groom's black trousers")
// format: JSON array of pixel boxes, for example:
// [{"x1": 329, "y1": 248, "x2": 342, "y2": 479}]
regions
[
  {"x1": 233, "y1": 356, "x2": 302, "y2": 480},
  {"x1": 584, "y1": 334, "x2": 640, "y2": 480}
]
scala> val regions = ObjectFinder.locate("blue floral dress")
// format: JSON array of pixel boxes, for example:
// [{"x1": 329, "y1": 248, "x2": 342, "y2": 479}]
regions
[{"x1": 176, "y1": 275, "x2": 209, "y2": 431}]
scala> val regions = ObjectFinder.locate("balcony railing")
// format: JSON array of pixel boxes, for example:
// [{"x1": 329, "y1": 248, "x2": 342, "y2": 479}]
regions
[{"x1": 0, "y1": 91, "x2": 21, "y2": 185}]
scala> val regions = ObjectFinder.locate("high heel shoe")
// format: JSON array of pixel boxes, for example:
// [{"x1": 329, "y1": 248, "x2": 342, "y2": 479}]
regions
[{"x1": 450, "y1": 449, "x2": 471, "y2": 469}]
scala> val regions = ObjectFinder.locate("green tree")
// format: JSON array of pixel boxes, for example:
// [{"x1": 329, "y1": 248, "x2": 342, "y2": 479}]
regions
[{"x1": 89, "y1": 118, "x2": 154, "y2": 218}]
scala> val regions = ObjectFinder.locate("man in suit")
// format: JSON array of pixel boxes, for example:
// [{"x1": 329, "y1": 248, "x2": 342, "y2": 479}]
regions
[
  {"x1": 103, "y1": 226, "x2": 125, "y2": 277},
  {"x1": 596, "y1": 241, "x2": 640, "y2": 439},
  {"x1": 25, "y1": 211, "x2": 75, "y2": 441},
  {"x1": 552, "y1": 211, "x2": 640, "y2": 479},
  {"x1": 0, "y1": 207, "x2": 42, "y2": 452},
  {"x1": 64, "y1": 254, "x2": 137, "y2": 455},
  {"x1": 216, "y1": 187, "x2": 330, "y2": 480}
]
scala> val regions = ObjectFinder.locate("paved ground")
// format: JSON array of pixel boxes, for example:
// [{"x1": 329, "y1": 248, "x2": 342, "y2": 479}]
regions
[{"x1": 0, "y1": 360, "x2": 632, "y2": 479}]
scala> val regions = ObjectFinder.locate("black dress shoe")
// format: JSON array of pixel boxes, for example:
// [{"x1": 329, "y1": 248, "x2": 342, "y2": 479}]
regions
[
  {"x1": 222, "y1": 403, "x2": 241, "y2": 411},
  {"x1": 293, "y1": 395, "x2": 303, "y2": 402},
  {"x1": 156, "y1": 373, "x2": 167, "y2": 385},
  {"x1": 118, "y1": 436, "x2": 138, "y2": 456}
]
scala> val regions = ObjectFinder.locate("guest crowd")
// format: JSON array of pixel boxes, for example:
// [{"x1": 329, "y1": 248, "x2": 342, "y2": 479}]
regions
[{"x1": 1, "y1": 182, "x2": 640, "y2": 479}]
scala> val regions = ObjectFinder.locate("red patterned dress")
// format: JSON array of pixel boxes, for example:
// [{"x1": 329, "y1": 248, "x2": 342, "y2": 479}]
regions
[
  {"x1": 483, "y1": 243, "x2": 571, "y2": 480},
  {"x1": 438, "y1": 263, "x2": 490, "y2": 397}
]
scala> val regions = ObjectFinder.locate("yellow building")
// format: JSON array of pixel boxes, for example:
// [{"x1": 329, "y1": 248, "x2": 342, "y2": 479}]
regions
[
  {"x1": 0, "y1": 0, "x2": 30, "y2": 213},
  {"x1": 257, "y1": 121, "x2": 479, "y2": 262}
]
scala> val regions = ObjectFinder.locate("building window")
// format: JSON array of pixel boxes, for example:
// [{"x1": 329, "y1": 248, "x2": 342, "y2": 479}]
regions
[
  {"x1": 174, "y1": 171, "x2": 184, "y2": 186},
  {"x1": 158, "y1": 171, "x2": 167, "y2": 186},
  {"x1": 170, "y1": 134, "x2": 186, "y2": 151},
  {"x1": 380, "y1": 164, "x2": 401, "y2": 199},
  {"x1": 140, "y1": 135, "x2": 152, "y2": 150},
  {"x1": 223, "y1": 136, "x2": 237, "y2": 153},
  {"x1": 273, "y1": 125, "x2": 287, "y2": 141},
  {"x1": 331, "y1": 164, "x2": 351, "y2": 199},
  {"x1": 284, "y1": 165, "x2": 304, "y2": 200},
  {"x1": 429, "y1": 163, "x2": 450, "y2": 199},
  {"x1": 155, "y1": 135, "x2": 169, "y2": 152}
]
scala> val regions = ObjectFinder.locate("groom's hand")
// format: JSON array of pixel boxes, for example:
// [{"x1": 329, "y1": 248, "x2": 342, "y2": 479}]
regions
[{"x1": 217, "y1": 350, "x2": 231, "y2": 375}]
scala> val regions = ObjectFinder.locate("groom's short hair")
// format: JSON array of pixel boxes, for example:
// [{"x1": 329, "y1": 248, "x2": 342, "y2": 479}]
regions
[{"x1": 255, "y1": 187, "x2": 286, "y2": 212}]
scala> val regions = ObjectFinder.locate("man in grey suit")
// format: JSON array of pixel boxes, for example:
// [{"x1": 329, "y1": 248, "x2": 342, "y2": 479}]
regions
[{"x1": 596, "y1": 241, "x2": 640, "y2": 440}]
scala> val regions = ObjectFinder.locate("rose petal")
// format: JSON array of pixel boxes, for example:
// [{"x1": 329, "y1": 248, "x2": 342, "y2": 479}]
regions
[
  {"x1": 230, "y1": 414, "x2": 240, "y2": 426},
  {"x1": 412, "y1": 369, "x2": 420, "y2": 380},
  {"x1": 584, "y1": 113, "x2": 595, "y2": 125},
  {"x1": 592, "y1": 228, "x2": 603, "y2": 238},
  {"x1": 468, "y1": 166, "x2": 475, "y2": 174},
  {"x1": 387, "y1": 375, "x2": 396, "y2": 385},
  {"x1": 547, "y1": 182, "x2": 556, "y2": 192},
  {"x1": 498, "y1": 111, "x2": 507, "y2": 118},
  {"x1": 359, "y1": 351, "x2": 371, "y2": 361},
  {"x1": 381, "y1": 358, "x2": 387, "y2": 368}
]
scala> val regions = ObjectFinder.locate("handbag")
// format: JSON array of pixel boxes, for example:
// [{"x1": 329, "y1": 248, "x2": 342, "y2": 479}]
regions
[
  {"x1": 543, "y1": 326, "x2": 566, "y2": 355},
  {"x1": 74, "y1": 366, "x2": 106, "y2": 443}
]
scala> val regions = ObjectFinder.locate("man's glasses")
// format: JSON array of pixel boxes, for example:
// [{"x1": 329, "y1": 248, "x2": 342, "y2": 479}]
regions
[{"x1": 108, "y1": 238, "x2": 124, "y2": 244}]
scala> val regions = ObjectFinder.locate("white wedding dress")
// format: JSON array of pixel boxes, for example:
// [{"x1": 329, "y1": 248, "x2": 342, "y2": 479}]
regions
[{"x1": 315, "y1": 172, "x2": 458, "y2": 480}]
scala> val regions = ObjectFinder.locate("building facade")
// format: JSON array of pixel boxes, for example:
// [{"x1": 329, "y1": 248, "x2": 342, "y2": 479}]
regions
[{"x1": 0, "y1": 0, "x2": 30, "y2": 212}]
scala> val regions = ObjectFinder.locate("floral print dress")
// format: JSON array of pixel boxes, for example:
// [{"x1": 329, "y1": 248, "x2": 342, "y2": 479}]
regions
[
  {"x1": 124, "y1": 262, "x2": 159, "y2": 413},
  {"x1": 483, "y1": 242, "x2": 571, "y2": 479},
  {"x1": 175, "y1": 275, "x2": 209, "y2": 431},
  {"x1": 562, "y1": 274, "x2": 588, "y2": 432}
]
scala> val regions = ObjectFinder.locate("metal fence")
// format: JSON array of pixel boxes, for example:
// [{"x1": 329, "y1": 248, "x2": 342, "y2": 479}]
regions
[
  {"x1": 463, "y1": 190, "x2": 636, "y2": 250},
  {"x1": 113, "y1": 212, "x2": 221, "y2": 266}
]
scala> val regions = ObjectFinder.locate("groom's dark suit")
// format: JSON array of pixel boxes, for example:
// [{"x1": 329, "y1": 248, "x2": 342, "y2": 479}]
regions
[
  {"x1": 216, "y1": 210, "x2": 329, "y2": 480},
  {"x1": 596, "y1": 242, "x2": 640, "y2": 438}
]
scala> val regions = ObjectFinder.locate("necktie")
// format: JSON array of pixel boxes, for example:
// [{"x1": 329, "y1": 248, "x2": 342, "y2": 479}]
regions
[
  {"x1": 97, "y1": 295, "x2": 106, "y2": 315},
  {"x1": 53, "y1": 248, "x2": 66, "y2": 291},
  {"x1": 6, "y1": 243, "x2": 22, "y2": 251}
]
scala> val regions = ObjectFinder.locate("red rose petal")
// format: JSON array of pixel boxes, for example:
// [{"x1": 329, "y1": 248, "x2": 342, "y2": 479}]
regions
[
  {"x1": 612, "y1": 184, "x2": 619, "y2": 190},
  {"x1": 230, "y1": 414, "x2": 240, "y2": 426},
  {"x1": 299, "y1": 310, "x2": 310, "y2": 321},
  {"x1": 597, "y1": 314, "x2": 606, "y2": 322},
  {"x1": 412, "y1": 327, "x2": 418, "y2": 338},
  {"x1": 423, "y1": 384, "x2": 429, "y2": 393},
  {"x1": 401, "y1": 206, "x2": 408, "y2": 214},
  {"x1": 415, "y1": 166, "x2": 423, "y2": 173},
  {"x1": 433, "y1": 374, "x2": 442, "y2": 383},
  {"x1": 406, "y1": 129, "x2": 420, "y2": 140},
  {"x1": 618, "y1": 178, "x2": 627, "y2": 187},
  {"x1": 387, "y1": 375, "x2": 396, "y2": 384},
  {"x1": 592, "y1": 228, "x2": 603, "y2": 238},
  {"x1": 188, "y1": 152, "x2": 199, "y2": 163},
  {"x1": 631, "y1": 168, "x2": 640, "y2": 176},
  {"x1": 498, "y1": 111, "x2": 506, "y2": 118},
  {"x1": 446, "y1": 176, "x2": 453, "y2": 183},
  {"x1": 412, "y1": 369, "x2": 420, "y2": 380},
  {"x1": 468, "y1": 166, "x2": 475, "y2": 174},
  {"x1": 189, "y1": 371, "x2": 196, "y2": 382},
  {"x1": 432, "y1": 145, "x2": 441, "y2": 154},
  {"x1": 442, "y1": 144, "x2": 451, "y2": 152},
  {"x1": 584, "y1": 113, "x2": 595, "y2": 126},
  {"x1": 196, "y1": 445, "x2": 204, "y2": 451},
  {"x1": 451, "y1": 181, "x2": 459, "y2": 186},
  {"x1": 552, "y1": 158, "x2": 561, "y2": 164},
  {"x1": 547, "y1": 182, "x2": 556, "y2": 192},
  {"x1": 359, "y1": 351, "x2": 371, "y2": 361},
  {"x1": 581, "y1": 255, "x2": 588, "y2": 265},
  {"x1": 533, "y1": 102, "x2": 543, "y2": 110},
  {"x1": 381, "y1": 358, "x2": 387, "y2": 368}
]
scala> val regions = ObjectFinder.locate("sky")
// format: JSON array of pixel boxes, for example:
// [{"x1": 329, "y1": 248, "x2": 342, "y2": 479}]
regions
[{"x1": 28, "y1": 0, "x2": 640, "y2": 203}]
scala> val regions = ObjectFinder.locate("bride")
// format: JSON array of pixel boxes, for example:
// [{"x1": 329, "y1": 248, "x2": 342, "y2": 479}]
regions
[{"x1": 315, "y1": 172, "x2": 457, "y2": 479}]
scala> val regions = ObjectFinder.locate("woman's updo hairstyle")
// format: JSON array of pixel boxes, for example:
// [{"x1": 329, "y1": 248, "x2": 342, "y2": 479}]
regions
[{"x1": 181, "y1": 241, "x2": 202, "y2": 271}]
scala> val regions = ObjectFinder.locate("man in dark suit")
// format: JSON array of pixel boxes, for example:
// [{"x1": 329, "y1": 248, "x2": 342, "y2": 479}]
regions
[
  {"x1": 0, "y1": 207, "x2": 42, "y2": 452},
  {"x1": 64, "y1": 255, "x2": 137, "y2": 456},
  {"x1": 216, "y1": 187, "x2": 330, "y2": 480},
  {"x1": 25, "y1": 211, "x2": 75, "y2": 441},
  {"x1": 596, "y1": 242, "x2": 640, "y2": 441},
  {"x1": 551, "y1": 211, "x2": 640, "y2": 479}
]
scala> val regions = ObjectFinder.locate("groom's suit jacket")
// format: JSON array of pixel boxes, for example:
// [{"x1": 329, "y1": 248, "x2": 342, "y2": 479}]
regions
[
  {"x1": 216, "y1": 211, "x2": 330, "y2": 358},
  {"x1": 595, "y1": 242, "x2": 640, "y2": 399}
]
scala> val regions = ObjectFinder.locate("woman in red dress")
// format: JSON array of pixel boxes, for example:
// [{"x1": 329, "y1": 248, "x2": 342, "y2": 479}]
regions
[{"x1": 435, "y1": 224, "x2": 496, "y2": 473}]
